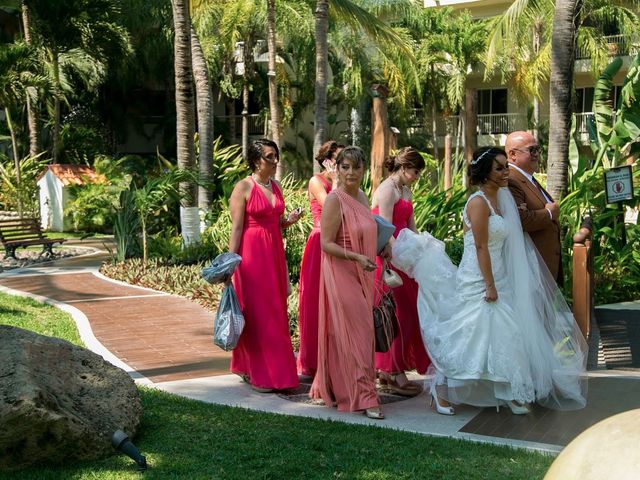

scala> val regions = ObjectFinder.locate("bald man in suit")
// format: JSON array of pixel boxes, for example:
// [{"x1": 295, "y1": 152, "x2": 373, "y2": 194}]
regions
[{"x1": 505, "y1": 131, "x2": 563, "y2": 284}]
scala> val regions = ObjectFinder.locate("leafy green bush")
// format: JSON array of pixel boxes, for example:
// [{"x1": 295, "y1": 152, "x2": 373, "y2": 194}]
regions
[
  {"x1": 101, "y1": 258, "x2": 223, "y2": 309},
  {"x1": 0, "y1": 153, "x2": 47, "y2": 215},
  {"x1": 148, "y1": 227, "x2": 218, "y2": 264},
  {"x1": 65, "y1": 182, "x2": 121, "y2": 232},
  {"x1": 560, "y1": 159, "x2": 640, "y2": 304}
]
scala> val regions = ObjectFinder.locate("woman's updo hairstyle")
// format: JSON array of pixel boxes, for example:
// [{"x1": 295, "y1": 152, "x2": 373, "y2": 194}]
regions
[
  {"x1": 468, "y1": 147, "x2": 507, "y2": 185},
  {"x1": 247, "y1": 138, "x2": 279, "y2": 172},
  {"x1": 336, "y1": 146, "x2": 365, "y2": 169},
  {"x1": 384, "y1": 147, "x2": 425, "y2": 173},
  {"x1": 315, "y1": 140, "x2": 345, "y2": 169}
]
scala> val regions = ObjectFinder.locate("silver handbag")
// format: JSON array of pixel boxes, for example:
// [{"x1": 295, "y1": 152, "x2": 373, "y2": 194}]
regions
[{"x1": 382, "y1": 260, "x2": 403, "y2": 288}]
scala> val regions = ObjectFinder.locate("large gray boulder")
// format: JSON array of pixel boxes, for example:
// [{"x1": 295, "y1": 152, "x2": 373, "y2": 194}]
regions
[{"x1": 0, "y1": 325, "x2": 142, "y2": 471}]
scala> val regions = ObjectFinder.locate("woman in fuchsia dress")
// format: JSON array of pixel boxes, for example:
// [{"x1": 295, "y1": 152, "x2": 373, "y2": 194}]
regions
[
  {"x1": 297, "y1": 140, "x2": 343, "y2": 376},
  {"x1": 228, "y1": 139, "x2": 301, "y2": 392},
  {"x1": 371, "y1": 147, "x2": 430, "y2": 396}
]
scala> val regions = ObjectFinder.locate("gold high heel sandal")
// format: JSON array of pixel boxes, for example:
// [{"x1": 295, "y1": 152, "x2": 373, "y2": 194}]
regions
[{"x1": 378, "y1": 372, "x2": 422, "y2": 397}]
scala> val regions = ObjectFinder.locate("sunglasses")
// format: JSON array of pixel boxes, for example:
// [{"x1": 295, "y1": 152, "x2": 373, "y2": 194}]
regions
[
  {"x1": 513, "y1": 145, "x2": 541, "y2": 156},
  {"x1": 261, "y1": 154, "x2": 279, "y2": 164}
]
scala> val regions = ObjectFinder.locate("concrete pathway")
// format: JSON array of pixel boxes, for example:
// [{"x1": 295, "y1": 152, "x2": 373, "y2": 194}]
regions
[{"x1": 2, "y1": 239, "x2": 640, "y2": 455}]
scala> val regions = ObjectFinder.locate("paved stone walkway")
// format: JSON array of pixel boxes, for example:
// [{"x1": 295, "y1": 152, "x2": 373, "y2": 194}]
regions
[{"x1": 2, "y1": 238, "x2": 640, "y2": 454}]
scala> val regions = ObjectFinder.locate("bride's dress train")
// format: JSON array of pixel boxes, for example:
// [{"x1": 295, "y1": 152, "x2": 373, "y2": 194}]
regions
[{"x1": 392, "y1": 189, "x2": 587, "y2": 410}]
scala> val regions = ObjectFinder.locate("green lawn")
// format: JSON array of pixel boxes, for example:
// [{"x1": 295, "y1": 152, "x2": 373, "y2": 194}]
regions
[{"x1": 0, "y1": 292, "x2": 554, "y2": 479}]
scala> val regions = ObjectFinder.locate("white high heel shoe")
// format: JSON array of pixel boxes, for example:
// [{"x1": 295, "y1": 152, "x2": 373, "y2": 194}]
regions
[
  {"x1": 496, "y1": 401, "x2": 530, "y2": 415},
  {"x1": 429, "y1": 388, "x2": 455, "y2": 416}
]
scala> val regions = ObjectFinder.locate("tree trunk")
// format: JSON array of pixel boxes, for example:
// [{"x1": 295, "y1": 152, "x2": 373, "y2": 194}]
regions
[
  {"x1": 190, "y1": 26, "x2": 213, "y2": 212},
  {"x1": 242, "y1": 80, "x2": 250, "y2": 162},
  {"x1": 22, "y1": 1, "x2": 40, "y2": 157},
  {"x1": 532, "y1": 96, "x2": 540, "y2": 141},
  {"x1": 464, "y1": 88, "x2": 477, "y2": 165},
  {"x1": 266, "y1": 0, "x2": 283, "y2": 179},
  {"x1": 532, "y1": 23, "x2": 542, "y2": 142},
  {"x1": 444, "y1": 133, "x2": 452, "y2": 191},
  {"x1": 370, "y1": 84, "x2": 390, "y2": 192},
  {"x1": 171, "y1": 0, "x2": 199, "y2": 244},
  {"x1": 350, "y1": 105, "x2": 362, "y2": 148},
  {"x1": 51, "y1": 48, "x2": 61, "y2": 163},
  {"x1": 431, "y1": 94, "x2": 439, "y2": 161},
  {"x1": 313, "y1": 0, "x2": 329, "y2": 161},
  {"x1": 547, "y1": 0, "x2": 581, "y2": 201},
  {"x1": 5, "y1": 109, "x2": 23, "y2": 217},
  {"x1": 227, "y1": 99, "x2": 237, "y2": 144}
]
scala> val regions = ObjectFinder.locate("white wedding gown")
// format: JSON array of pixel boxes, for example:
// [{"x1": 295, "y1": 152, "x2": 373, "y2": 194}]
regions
[{"x1": 392, "y1": 189, "x2": 587, "y2": 410}]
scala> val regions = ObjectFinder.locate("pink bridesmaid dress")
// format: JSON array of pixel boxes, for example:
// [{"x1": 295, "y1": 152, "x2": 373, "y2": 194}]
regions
[
  {"x1": 297, "y1": 174, "x2": 332, "y2": 376},
  {"x1": 231, "y1": 179, "x2": 299, "y2": 390},
  {"x1": 311, "y1": 190, "x2": 380, "y2": 412},
  {"x1": 372, "y1": 199, "x2": 431, "y2": 375}
]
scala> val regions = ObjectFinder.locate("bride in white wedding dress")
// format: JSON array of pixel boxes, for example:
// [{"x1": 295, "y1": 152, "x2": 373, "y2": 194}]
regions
[{"x1": 392, "y1": 147, "x2": 587, "y2": 415}]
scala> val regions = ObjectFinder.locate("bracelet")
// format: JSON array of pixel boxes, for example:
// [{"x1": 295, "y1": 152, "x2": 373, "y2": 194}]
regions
[{"x1": 485, "y1": 283, "x2": 495, "y2": 289}]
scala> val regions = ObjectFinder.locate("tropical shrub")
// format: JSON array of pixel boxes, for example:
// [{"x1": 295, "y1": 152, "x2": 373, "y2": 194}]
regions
[
  {"x1": 65, "y1": 182, "x2": 121, "y2": 232},
  {"x1": 560, "y1": 159, "x2": 640, "y2": 304},
  {"x1": 147, "y1": 227, "x2": 217, "y2": 264},
  {"x1": 0, "y1": 153, "x2": 47, "y2": 215}
]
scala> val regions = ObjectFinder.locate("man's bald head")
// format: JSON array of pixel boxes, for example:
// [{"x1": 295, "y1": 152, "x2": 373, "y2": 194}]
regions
[{"x1": 505, "y1": 130, "x2": 540, "y2": 175}]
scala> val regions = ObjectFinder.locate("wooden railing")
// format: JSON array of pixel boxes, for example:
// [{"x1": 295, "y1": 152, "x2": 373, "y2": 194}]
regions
[{"x1": 572, "y1": 215, "x2": 594, "y2": 338}]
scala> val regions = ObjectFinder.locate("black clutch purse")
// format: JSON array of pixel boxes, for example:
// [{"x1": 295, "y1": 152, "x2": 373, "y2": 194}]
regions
[{"x1": 373, "y1": 291, "x2": 398, "y2": 353}]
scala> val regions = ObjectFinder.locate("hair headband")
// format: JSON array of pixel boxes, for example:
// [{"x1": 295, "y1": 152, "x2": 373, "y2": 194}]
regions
[{"x1": 470, "y1": 149, "x2": 492, "y2": 165}]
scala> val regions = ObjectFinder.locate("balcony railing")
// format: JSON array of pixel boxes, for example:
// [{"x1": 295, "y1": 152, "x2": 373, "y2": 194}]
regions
[
  {"x1": 215, "y1": 114, "x2": 265, "y2": 137},
  {"x1": 576, "y1": 34, "x2": 638, "y2": 60},
  {"x1": 410, "y1": 112, "x2": 596, "y2": 138},
  {"x1": 477, "y1": 113, "x2": 527, "y2": 135},
  {"x1": 575, "y1": 112, "x2": 594, "y2": 135}
]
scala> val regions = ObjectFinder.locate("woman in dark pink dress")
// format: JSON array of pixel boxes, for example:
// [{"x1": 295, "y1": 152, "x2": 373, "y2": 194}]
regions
[
  {"x1": 228, "y1": 139, "x2": 301, "y2": 392},
  {"x1": 297, "y1": 140, "x2": 343, "y2": 376},
  {"x1": 371, "y1": 147, "x2": 430, "y2": 396}
]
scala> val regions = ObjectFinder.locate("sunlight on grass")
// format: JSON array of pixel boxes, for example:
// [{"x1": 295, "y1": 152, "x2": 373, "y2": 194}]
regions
[{"x1": 0, "y1": 291, "x2": 553, "y2": 479}]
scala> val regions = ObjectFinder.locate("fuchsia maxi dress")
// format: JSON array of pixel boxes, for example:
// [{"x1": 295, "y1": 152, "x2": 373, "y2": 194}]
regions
[
  {"x1": 297, "y1": 174, "x2": 332, "y2": 376},
  {"x1": 311, "y1": 189, "x2": 380, "y2": 412},
  {"x1": 372, "y1": 199, "x2": 431, "y2": 375},
  {"x1": 231, "y1": 179, "x2": 299, "y2": 390}
]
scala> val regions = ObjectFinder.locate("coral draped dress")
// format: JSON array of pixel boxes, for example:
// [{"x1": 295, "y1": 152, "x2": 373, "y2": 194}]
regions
[
  {"x1": 372, "y1": 199, "x2": 431, "y2": 374},
  {"x1": 297, "y1": 174, "x2": 332, "y2": 376},
  {"x1": 310, "y1": 189, "x2": 379, "y2": 411},
  {"x1": 231, "y1": 179, "x2": 299, "y2": 390}
]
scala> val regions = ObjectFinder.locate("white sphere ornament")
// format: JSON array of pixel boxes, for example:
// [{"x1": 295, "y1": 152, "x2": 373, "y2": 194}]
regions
[{"x1": 544, "y1": 409, "x2": 640, "y2": 480}]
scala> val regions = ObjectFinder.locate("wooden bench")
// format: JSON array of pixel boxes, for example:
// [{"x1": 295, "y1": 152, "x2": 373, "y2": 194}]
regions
[{"x1": 0, "y1": 218, "x2": 66, "y2": 259}]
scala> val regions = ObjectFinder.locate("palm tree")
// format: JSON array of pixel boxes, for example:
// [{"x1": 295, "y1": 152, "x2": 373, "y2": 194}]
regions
[
  {"x1": 313, "y1": 0, "x2": 329, "y2": 161},
  {"x1": 171, "y1": 0, "x2": 199, "y2": 244},
  {"x1": 547, "y1": 0, "x2": 581, "y2": 201},
  {"x1": 24, "y1": 0, "x2": 131, "y2": 162},
  {"x1": 266, "y1": 0, "x2": 283, "y2": 179},
  {"x1": 21, "y1": 0, "x2": 40, "y2": 157},
  {"x1": 313, "y1": 0, "x2": 418, "y2": 158},
  {"x1": 0, "y1": 41, "x2": 46, "y2": 215},
  {"x1": 485, "y1": 0, "x2": 640, "y2": 146},
  {"x1": 190, "y1": 25, "x2": 214, "y2": 211}
]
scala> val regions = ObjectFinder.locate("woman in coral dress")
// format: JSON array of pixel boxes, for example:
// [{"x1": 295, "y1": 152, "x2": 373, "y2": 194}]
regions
[
  {"x1": 297, "y1": 140, "x2": 343, "y2": 376},
  {"x1": 310, "y1": 146, "x2": 386, "y2": 419},
  {"x1": 371, "y1": 147, "x2": 430, "y2": 396},
  {"x1": 228, "y1": 139, "x2": 301, "y2": 392}
]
